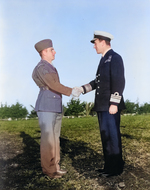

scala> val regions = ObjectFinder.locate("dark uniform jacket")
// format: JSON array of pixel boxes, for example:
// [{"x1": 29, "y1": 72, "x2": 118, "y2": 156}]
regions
[
  {"x1": 83, "y1": 49, "x2": 125, "y2": 111},
  {"x1": 32, "y1": 59, "x2": 72, "y2": 113}
]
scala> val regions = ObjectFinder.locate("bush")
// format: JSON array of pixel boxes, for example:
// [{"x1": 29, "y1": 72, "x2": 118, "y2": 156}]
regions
[
  {"x1": 124, "y1": 99, "x2": 139, "y2": 114},
  {"x1": 123, "y1": 99, "x2": 150, "y2": 114},
  {"x1": 64, "y1": 99, "x2": 86, "y2": 117},
  {"x1": 0, "y1": 102, "x2": 28, "y2": 119}
]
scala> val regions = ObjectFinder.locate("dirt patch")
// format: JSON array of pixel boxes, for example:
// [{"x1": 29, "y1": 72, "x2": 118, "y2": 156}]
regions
[
  {"x1": 0, "y1": 133, "x2": 23, "y2": 160},
  {"x1": 0, "y1": 133, "x2": 24, "y2": 189}
]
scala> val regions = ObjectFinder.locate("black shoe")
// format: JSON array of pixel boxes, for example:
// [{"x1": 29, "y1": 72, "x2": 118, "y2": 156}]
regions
[{"x1": 96, "y1": 168, "x2": 106, "y2": 174}]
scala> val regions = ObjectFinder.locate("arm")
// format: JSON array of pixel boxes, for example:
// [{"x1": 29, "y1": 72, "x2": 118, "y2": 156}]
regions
[
  {"x1": 109, "y1": 54, "x2": 125, "y2": 114},
  {"x1": 37, "y1": 66, "x2": 72, "y2": 96},
  {"x1": 71, "y1": 79, "x2": 96, "y2": 97},
  {"x1": 81, "y1": 79, "x2": 97, "y2": 94}
]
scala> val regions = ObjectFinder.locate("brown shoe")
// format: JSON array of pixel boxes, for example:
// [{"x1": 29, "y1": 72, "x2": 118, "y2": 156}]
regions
[{"x1": 56, "y1": 170, "x2": 67, "y2": 175}]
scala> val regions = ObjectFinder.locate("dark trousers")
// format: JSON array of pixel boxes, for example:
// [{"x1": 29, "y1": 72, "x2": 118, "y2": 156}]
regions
[{"x1": 97, "y1": 111, "x2": 124, "y2": 174}]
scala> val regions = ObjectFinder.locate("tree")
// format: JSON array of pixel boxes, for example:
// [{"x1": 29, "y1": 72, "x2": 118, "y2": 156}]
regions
[
  {"x1": 64, "y1": 99, "x2": 86, "y2": 117},
  {"x1": 0, "y1": 103, "x2": 10, "y2": 119},
  {"x1": 124, "y1": 99, "x2": 139, "y2": 114},
  {"x1": 138, "y1": 103, "x2": 150, "y2": 114},
  {"x1": 0, "y1": 102, "x2": 28, "y2": 119},
  {"x1": 10, "y1": 102, "x2": 28, "y2": 119},
  {"x1": 123, "y1": 100, "x2": 150, "y2": 114}
]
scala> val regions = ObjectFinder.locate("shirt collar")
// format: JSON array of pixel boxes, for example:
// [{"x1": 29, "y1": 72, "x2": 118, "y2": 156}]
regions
[
  {"x1": 41, "y1": 59, "x2": 55, "y2": 68},
  {"x1": 102, "y1": 48, "x2": 112, "y2": 57}
]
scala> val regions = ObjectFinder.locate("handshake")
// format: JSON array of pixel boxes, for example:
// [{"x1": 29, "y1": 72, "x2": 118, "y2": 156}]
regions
[{"x1": 71, "y1": 87, "x2": 84, "y2": 97}]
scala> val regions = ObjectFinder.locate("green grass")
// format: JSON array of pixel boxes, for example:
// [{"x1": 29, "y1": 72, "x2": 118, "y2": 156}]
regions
[
  {"x1": 0, "y1": 115, "x2": 150, "y2": 189},
  {"x1": 61, "y1": 117, "x2": 101, "y2": 150}
]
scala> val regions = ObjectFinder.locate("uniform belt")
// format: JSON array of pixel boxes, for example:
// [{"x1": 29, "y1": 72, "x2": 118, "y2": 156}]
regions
[{"x1": 40, "y1": 86, "x2": 49, "y2": 90}]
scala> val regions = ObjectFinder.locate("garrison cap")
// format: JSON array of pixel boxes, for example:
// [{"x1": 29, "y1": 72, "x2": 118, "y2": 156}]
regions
[
  {"x1": 34, "y1": 39, "x2": 53, "y2": 53},
  {"x1": 90, "y1": 31, "x2": 114, "y2": 43}
]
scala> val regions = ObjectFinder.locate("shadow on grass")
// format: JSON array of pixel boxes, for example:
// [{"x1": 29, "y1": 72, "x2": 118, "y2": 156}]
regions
[
  {"x1": 60, "y1": 136, "x2": 150, "y2": 189},
  {"x1": 60, "y1": 136, "x2": 104, "y2": 178},
  {"x1": 121, "y1": 134, "x2": 134, "y2": 139},
  {"x1": 120, "y1": 126, "x2": 135, "y2": 139}
]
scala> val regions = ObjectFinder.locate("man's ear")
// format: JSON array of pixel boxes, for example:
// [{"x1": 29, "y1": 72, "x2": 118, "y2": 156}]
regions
[
  {"x1": 42, "y1": 49, "x2": 47, "y2": 56},
  {"x1": 101, "y1": 40, "x2": 105, "y2": 46}
]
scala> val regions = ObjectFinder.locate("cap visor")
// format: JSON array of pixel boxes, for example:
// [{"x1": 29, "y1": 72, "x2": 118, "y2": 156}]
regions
[{"x1": 90, "y1": 38, "x2": 97, "y2": 43}]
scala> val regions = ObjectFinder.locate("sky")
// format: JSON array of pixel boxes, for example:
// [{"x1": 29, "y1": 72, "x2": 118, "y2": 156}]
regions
[{"x1": 0, "y1": 0, "x2": 150, "y2": 113}]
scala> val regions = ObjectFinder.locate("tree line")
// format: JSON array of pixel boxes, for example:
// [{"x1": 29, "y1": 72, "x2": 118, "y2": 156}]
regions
[
  {"x1": 63, "y1": 99, "x2": 150, "y2": 116},
  {"x1": 122, "y1": 99, "x2": 150, "y2": 115},
  {"x1": 0, "y1": 102, "x2": 28, "y2": 119},
  {"x1": 0, "y1": 102, "x2": 37, "y2": 120},
  {"x1": 0, "y1": 99, "x2": 150, "y2": 120}
]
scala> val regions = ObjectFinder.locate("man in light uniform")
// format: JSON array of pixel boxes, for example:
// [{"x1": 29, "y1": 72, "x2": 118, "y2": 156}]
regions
[{"x1": 32, "y1": 39, "x2": 78, "y2": 178}]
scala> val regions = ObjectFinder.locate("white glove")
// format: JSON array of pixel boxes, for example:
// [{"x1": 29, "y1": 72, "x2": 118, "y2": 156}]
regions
[{"x1": 72, "y1": 87, "x2": 83, "y2": 97}]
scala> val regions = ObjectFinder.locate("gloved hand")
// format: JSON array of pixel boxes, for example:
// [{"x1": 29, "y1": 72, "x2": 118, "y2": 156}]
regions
[{"x1": 71, "y1": 87, "x2": 83, "y2": 97}]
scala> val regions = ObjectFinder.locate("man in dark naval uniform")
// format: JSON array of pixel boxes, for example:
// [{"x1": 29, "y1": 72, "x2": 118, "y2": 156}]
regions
[{"x1": 78, "y1": 31, "x2": 125, "y2": 177}]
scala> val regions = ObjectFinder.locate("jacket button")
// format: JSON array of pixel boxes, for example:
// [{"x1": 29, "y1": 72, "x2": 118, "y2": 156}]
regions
[
  {"x1": 98, "y1": 80, "x2": 100, "y2": 82},
  {"x1": 54, "y1": 96, "x2": 55, "y2": 98},
  {"x1": 98, "y1": 86, "x2": 100, "y2": 88},
  {"x1": 97, "y1": 92, "x2": 99, "y2": 95}
]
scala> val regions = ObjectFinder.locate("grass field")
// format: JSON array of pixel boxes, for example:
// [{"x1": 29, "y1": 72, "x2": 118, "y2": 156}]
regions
[{"x1": 0, "y1": 115, "x2": 150, "y2": 189}]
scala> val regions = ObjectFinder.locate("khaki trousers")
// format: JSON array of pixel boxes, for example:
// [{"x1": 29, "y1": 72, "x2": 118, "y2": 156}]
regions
[{"x1": 37, "y1": 112, "x2": 62, "y2": 175}]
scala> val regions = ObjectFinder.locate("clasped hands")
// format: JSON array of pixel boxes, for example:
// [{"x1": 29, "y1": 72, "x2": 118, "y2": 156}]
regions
[{"x1": 71, "y1": 87, "x2": 83, "y2": 97}]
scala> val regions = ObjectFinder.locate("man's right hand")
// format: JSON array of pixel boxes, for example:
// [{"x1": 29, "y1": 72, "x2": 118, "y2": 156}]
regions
[{"x1": 71, "y1": 87, "x2": 83, "y2": 97}]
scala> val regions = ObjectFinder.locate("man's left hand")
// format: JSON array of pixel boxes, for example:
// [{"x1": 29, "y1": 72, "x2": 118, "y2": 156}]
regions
[
  {"x1": 109, "y1": 105, "x2": 118, "y2": 114},
  {"x1": 71, "y1": 87, "x2": 83, "y2": 97}
]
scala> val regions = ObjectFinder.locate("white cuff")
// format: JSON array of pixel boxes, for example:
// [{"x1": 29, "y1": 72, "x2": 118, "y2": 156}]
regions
[
  {"x1": 110, "y1": 92, "x2": 121, "y2": 104},
  {"x1": 82, "y1": 84, "x2": 92, "y2": 94}
]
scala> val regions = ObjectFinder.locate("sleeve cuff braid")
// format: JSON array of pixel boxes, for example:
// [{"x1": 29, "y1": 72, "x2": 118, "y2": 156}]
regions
[{"x1": 82, "y1": 84, "x2": 92, "y2": 94}]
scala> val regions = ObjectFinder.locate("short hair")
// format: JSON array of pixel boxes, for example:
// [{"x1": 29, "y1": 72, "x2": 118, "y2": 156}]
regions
[
  {"x1": 97, "y1": 38, "x2": 110, "y2": 46},
  {"x1": 39, "y1": 51, "x2": 43, "y2": 57},
  {"x1": 39, "y1": 49, "x2": 46, "y2": 57}
]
